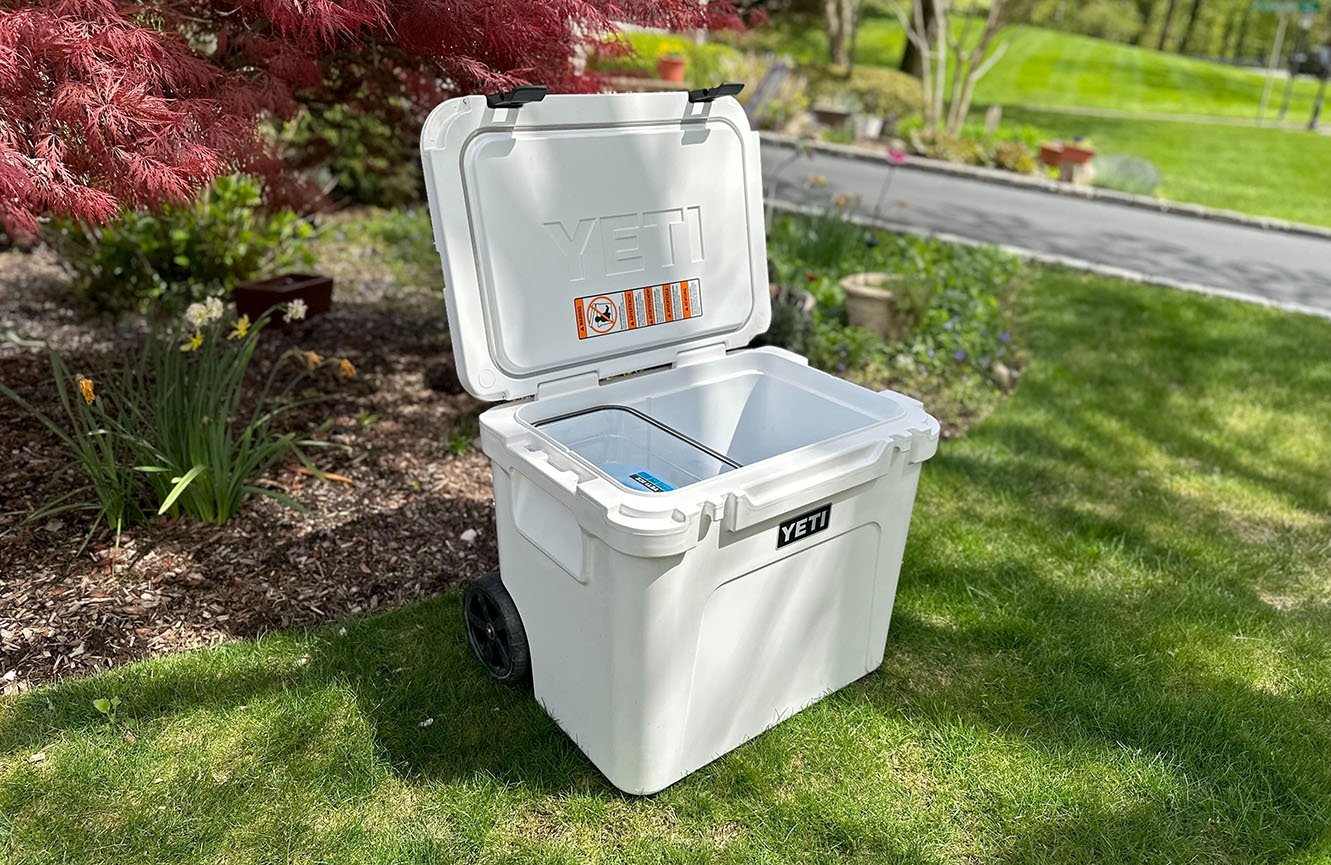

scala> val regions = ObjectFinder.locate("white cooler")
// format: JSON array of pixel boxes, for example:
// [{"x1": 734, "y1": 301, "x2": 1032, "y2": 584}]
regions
[{"x1": 420, "y1": 86, "x2": 939, "y2": 794}]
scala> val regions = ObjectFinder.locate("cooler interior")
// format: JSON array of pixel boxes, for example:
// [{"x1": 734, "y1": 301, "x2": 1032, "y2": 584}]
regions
[{"x1": 534, "y1": 368, "x2": 897, "y2": 493}]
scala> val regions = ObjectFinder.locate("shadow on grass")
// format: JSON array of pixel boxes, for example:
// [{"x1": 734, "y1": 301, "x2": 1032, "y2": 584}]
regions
[{"x1": 3, "y1": 272, "x2": 1331, "y2": 862}]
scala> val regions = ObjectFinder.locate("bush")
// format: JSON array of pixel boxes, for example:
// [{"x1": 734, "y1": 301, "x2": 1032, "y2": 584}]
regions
[
  {"x1": 1075, "y1": 0, "x2": 1144, "y2": 43},
  {"x1": 286, "y1": 104, "x2": 425, "y2": 208},
  {"x1": 46, "y1": 175, "x2": 316, "y2": 315},
  {"x1": 807, "y1": 65, "x2": 923, "y2": 118},
  {"x1": 765, "y1": 210, "x2": 1022, "y2": 383},
  {"x1": 718, "y1": 52, "x2": 809, "y2": 130},
  {"x1": 0, "y1": 299, "x2": 344, "y2": 534},
  {"x1": 1093, "y1": 153, "x2": 1163, "y2": 196}
]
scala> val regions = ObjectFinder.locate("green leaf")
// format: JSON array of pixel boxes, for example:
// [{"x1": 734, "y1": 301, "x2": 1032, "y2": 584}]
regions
[
  {"x1": 158, "y1": 464, "x2": 205, "y2": 515},
  {"x1": 93, "y1": 698, "x2": 111, "y2": 715}
]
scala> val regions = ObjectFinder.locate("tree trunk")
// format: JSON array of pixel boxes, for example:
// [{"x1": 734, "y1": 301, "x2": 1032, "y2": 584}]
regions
[
  {"x1": 1178, "y1": 0, "x2": 1206, "y2": 53},
  {"x1": 1130, "y1": 0, "x2": 1154, "y2": 44},
  {"x1": 825, "y1": 0, "x2": 848, "y2": 66},
  {"x1": 899, "y1": 0, "x2": 937, "y2": 77},
  {"x1": 1157, "y1": 0, "x2": 1179, "y2": 51},
  {"x1": 1221, "y1": 6, "x2": 1239, "y2": 58},
  {"x1": 1234, "y1": 1, "x2": 1254, "y2": 59}
]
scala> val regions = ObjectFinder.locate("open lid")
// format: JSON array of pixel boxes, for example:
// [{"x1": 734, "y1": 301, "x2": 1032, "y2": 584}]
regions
[{"x1": 420, "y1": 88, "x2": 770, "y2": 401}]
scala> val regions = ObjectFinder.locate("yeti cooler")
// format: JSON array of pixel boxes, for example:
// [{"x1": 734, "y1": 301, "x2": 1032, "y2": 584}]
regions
[{"x1": 420, "y1": 87, "x2": 939, "y2": 794}]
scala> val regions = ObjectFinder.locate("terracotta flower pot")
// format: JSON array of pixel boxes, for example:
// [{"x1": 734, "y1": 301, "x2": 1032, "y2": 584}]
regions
[
  {"x1": 657, "y1": 56, "x2": 686, "y2": 83},
  {"x1": 1038, "y1": 141, "x2": 1064, "y2": 167},
  {"x1": 1060, "y1": 144, "x2": 1097, "y2": 165},
  {"x1": 840, "y1": 273, "x2": 909, "y2": 341},
  {"x1": 234, "y1": 273, "x2": 333, "y2": 323}
]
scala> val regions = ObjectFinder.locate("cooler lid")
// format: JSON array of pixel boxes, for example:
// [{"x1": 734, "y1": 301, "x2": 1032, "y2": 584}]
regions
[{"x1": 420, "y1": 88, "x2": 770, "y2": 401}]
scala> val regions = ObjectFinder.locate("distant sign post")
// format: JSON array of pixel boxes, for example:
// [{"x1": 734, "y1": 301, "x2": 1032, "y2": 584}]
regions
[{"x1": 1255, "y1": 1, "x2": 1321, "y2": 124}]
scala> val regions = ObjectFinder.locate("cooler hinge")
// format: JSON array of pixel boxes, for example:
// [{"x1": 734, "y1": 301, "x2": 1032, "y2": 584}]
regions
[
  {"x1": 673, "y1": 343, "x2": 728, "y2": 369},
  {"x1": 535, "y1": 371, "x2": 600, "y2": 400}
]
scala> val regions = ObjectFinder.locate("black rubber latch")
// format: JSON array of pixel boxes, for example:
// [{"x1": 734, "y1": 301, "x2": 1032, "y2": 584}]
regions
[
  {"x1": 687, "y1": 82, "x2": 744, "y2": 103},
  {"x1": 486, "y1": 86, "x2": 548, "y2": 109}
]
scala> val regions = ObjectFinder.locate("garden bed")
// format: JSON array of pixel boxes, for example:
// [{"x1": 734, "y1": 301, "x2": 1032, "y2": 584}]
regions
[{"x1": 0, "y1": 243, "x2": 498, "y2": 692}]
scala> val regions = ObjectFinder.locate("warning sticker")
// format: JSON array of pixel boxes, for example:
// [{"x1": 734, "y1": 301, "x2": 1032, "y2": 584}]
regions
[{"x1": 574, "y1": 280, "x2": 703, "y2": 340}]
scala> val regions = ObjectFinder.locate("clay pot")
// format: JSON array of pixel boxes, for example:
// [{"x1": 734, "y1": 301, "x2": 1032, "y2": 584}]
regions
[
  {"x1": 840, "y1": 273, "x2": 909, "y2": 341},
  {"x1": 1060, "y1": 144, "x2": 1097, "y2": 165},
  {"x1": 1038, "y1": 141, "x2": 1064, "y2": 167},
  {"x1": 657, "y1": 56, "x2": 686, "y2": 83},
  {"x1": 233, "y1": 273, "x2": 332, "y2": 323}
]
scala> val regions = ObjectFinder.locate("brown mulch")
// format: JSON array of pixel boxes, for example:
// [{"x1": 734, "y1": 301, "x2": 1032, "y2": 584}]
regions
[{"x1": 0, "y1": 248, "x2": 500, "y2": 693}]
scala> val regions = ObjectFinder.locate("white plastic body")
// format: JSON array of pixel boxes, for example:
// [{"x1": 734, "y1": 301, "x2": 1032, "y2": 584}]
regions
[
  {"x1": 481, "y1": 347, "x2": 938, "y2": 794},
  {"x1": 420, "y1": 90, "x2": 940, "y2": 794}
]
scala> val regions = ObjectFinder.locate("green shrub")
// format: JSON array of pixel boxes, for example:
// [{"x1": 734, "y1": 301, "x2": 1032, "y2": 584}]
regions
[
  {"x1": 1075, "y1": 0, "x2": 1144, "y2": 43},
  {"x1": 807, "y1": 65, "x2": 923, "y2": 118},
  {"x1": 0, "y1": 299, "x2": 343, "y2": 534},
  {"x1": 45, "y1": 175, "x2": 316, "y2": 315},
  {"x1": 286, "y1": 104, "x2": 425, "y2": 208},
  {"x1": 766, "y1": 210, "x2": 1022, "y2": 382},
  {"x1": 1093, "y1": 153, "x2": 1164, "y2": 196}
]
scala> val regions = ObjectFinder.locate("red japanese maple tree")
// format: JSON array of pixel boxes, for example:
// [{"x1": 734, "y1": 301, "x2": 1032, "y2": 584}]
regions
[{"x1": 0, "y1": 0, "x2": 742, "y2": 241}]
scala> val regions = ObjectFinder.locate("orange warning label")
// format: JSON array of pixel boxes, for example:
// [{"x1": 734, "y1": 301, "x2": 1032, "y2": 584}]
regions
[{"x1": 573, "y1": 280, "x2": 703, "y2": 340}]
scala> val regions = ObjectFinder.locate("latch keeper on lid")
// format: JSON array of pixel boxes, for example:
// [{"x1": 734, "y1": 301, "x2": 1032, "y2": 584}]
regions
[
  {"x1": 487, "y1": 85, "x2": 548, "y2": 109},
  {"x1": 687, "y1": 82, "x2": 744, "y2": 103}
]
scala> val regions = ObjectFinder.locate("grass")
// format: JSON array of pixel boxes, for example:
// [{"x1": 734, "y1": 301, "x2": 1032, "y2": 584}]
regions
[
  {"x1": 1000, "y1": 106, "x2": 1331, "y2": 226},
  {"x1": 744, "y1": 11, "x2": 1328, "y2": 121},
  {"x1": 5, "y1": 269, "x2": 1331, "y2": 862}
]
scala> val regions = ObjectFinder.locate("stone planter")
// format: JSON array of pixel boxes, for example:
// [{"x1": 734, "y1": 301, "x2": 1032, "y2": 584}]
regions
[
  {"x1": 234, "y1": 273, "x2": 333, "y2": 323},
  {"x1": 840, "y1": 273, "x2": 909, "y2": 341},
  {"x1": 656, "y1": 56, "x2": 686, "y2": 83},
  {"x1": 811, "y1": 104, "x2": 854, "y2": 129},
  {"x1": 851, "y1": 113, "x2": 885, "y2": 141}
]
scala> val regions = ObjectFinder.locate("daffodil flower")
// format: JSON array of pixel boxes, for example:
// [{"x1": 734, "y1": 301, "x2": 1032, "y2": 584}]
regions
[
  {"x1": 228, "y1": 314, "x2": 250, "y2": 340},
  {"x1": 183, "y1": 303, "x2": 209, "y2": 328},
  {"x1": 301, "y1": 349, "x2": 323, "y2": 370},
  {"x1": 338, "y1": 358, "x2": 356, "y2": 379},
  {"x1": 204, "y1": 296, "x2": 224, "y2": 322},
  {"x1": 77, "y1": 377, "x2": 95, "y2": 405},
  {"x1": 180, "y1": 330, "x2": 203, "y2": 352},
  {"x1": 285, "y1": 299, "x2": 308, "y2": 322}
]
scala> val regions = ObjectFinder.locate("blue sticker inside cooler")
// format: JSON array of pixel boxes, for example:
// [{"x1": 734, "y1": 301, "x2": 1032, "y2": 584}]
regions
[{"x1": 628, "y1": 470, "x2": 674, "y2": 492}]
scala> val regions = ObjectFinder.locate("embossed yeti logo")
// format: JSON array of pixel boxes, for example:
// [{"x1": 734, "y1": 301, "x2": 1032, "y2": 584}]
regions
[{"x1": 544, "y1": 206, "x2": 704, "y2": 282}]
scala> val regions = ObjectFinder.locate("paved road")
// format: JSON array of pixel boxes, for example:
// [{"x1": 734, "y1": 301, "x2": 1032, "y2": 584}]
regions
[{"x1": 760, "y1": 139, "x2": 1331, "y2": 316}]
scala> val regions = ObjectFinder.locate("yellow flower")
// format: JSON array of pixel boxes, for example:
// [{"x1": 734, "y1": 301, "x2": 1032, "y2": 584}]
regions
[
  {"x1": 337, "y1": 358, "x2": 356, "y2": 379},
  {"x1": 228, "y1": 314, "x2": 250, "y2": 340},
  {"x1": 180, "y1": 330, "x2": 203, "y2": 352},
  {"x1": 77, "y1": 377, "x2": 95, "y2": 405},
  {"x1": 301, "y1": 349, "x2": 323, "y2": 370}
]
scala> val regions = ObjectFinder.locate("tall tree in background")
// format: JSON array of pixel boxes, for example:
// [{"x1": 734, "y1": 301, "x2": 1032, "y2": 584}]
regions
[
  {"x1": 893, "y1": 0, "x2": 1009, "y2": 134},
  {"x1": 0, "y1": 0, "x2": 743, "y2": 241},
  {"x1": 1178, "y1": 0, "x2": 1207, "y2": 52},
  {"x1": 825, "y1": 0, "x2": 864, "y2": 66},
  {"x1": 898, "y1": 0, "x2": 937, "y2": 75},
  {"x1": 1157, "y1": 0, "x2": 1180, "y2": 49}
]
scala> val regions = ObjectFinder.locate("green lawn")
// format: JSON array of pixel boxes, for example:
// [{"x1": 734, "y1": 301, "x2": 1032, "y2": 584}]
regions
[
  {"x1": 747, "y1": 12, "x2": 1327, "y2": 121},
  {"x1": 5, "y1": 271, "x2": 1331, "y2": 863},
  {"x1": 1000, "y1": 107, "x2": 1331, "y2": 226}
]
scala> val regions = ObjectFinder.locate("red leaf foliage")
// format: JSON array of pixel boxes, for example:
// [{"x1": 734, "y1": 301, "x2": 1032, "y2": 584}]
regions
[{"x1": 0, "y1": 0, "x2": 743, "y2": 240}]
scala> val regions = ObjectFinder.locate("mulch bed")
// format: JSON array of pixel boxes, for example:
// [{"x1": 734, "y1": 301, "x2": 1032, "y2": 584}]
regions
[{"x1": 1, "y1": 249, "x2": 500, "y2": 693}]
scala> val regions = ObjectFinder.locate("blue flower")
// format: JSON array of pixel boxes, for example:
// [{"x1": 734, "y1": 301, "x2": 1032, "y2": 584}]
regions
[
  {"x1": 999, "y1": 331, "x2": 1011, "y2": 343},
  {"x1": 943, "y1": 319, "x2": 955, "y2": 331},
  {"x1": 954, "y1": 350, "x2": 967, "y2": 362},
  {"x1": 927, "y1": 349, "x2": 936, "y2": 359},
  {"x1": 836, "y1": 362, "x2": 847, "y2": 372}
]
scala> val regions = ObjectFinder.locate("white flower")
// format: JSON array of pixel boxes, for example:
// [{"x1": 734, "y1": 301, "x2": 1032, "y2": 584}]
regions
[
  {"x1": 183, "y1": 302, "x2": 209, "y2": 328},
  {"x1": 203, "y1": 296, "x2": 224, "y2": 322},
  {"x1": 284, "y1": 299, "x2": 307, "y2": 322}
]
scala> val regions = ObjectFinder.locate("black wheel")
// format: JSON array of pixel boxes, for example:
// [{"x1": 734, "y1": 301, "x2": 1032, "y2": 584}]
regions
[{"x1": 463, "y1": 572, "x2": 530, "y2": 684}]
